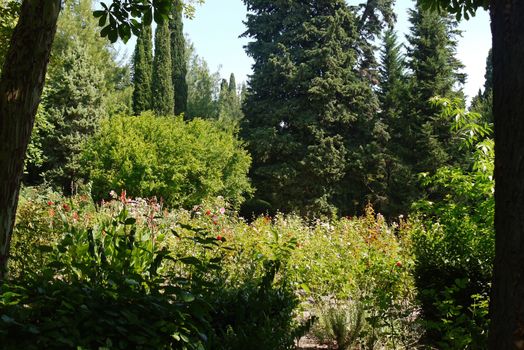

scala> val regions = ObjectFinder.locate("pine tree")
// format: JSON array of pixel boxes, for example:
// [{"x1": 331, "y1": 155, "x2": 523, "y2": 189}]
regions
[
  {"x1": 132, "y1": 25, "x2": 153, "y2": 114},
  {"x1": 170, "y1": 1, "x2": 187, "y2": 115},
  {"x1": 152, "y1": 21, "x2": 174, "y2": 115},
  {"x1": 241, "y1": 0, "x2": 381, "y2": 216}
]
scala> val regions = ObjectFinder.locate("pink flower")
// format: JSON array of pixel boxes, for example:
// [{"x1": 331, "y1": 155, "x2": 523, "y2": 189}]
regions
[{"x1": 219, "y1": 207, "x2": 226, "y2": 215}]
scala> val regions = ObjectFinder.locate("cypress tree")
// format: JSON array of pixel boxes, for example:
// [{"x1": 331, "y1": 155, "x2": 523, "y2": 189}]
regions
[
  {"x1": 241, "y1": 0, "x2": 380, "y2": 216},
  {"x1": 228, "y1": 73, "x2": 236, "y2": 93},
  {"x1": 170, "y1": 1, "x2": 187, "y2": 115},
  {"x1": 132, "y1": 25, "x2": 153, "y2": 114},
  {"x1": 152, "y1": 21, "x2": 174, "y2": 116}
]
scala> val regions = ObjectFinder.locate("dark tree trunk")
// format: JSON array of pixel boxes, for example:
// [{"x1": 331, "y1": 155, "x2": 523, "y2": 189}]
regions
[
  {"x1": 489, "y1": 1, "x2": 524, "y2": 348},
  {"x1": 0, "y1": 0, "x2": 61, "y2": 281}
]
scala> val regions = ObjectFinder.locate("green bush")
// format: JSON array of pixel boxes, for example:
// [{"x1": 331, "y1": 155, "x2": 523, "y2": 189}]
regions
[{"x1": 82, "y1": 112, "x2": 252, "y2": 208}]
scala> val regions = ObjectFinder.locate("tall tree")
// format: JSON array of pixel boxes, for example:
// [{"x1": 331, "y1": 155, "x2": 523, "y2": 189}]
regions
[
  {"x1": 152, "y1": 21, "x2": 174, "y2": 116},
  {"x1": 228, "y1": 73, "x2": 236, "y2": 93},
  {"x1": 41, "y1": 41, "x2": 105, "y2": 193},
  {"x1": 132, "y1": 25, "x2": 153, "y2": 114},
  {"x1": 377, "y1": 28, "x2": 411, "y2": 216},
  {"x1": 218, "y1": 74, "x2": 243, "y2": 128},
  {"x1": 170, "y1": 1, "x2": 187, "y2": 115},
  {"x1": 241, "y1": 0, "x2": 381, "y2": 216}
]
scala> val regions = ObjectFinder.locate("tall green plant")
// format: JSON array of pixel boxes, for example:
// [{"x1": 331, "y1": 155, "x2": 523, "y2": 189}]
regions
[
  {"x1": 152, "y1": 21, "x2": 175, "y2": 116},
  {"x1": 132, "y1": 25, "x2": 153, "y2": 114}
]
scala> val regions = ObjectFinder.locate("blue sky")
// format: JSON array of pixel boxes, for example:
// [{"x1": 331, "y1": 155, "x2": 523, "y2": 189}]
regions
[{"x1": 120, "y1": 0, "x2": 491, "y2": 101}]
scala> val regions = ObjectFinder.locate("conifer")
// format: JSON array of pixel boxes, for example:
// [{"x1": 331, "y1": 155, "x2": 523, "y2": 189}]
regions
[{"x1": 152, "y1": 21, "x2": 174, "y2": 115}]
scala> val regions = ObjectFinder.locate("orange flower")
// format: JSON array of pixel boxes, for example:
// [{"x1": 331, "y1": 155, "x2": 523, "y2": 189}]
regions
[{"x1": 48, "y1": 209, "x2": 55, "y2": 218}]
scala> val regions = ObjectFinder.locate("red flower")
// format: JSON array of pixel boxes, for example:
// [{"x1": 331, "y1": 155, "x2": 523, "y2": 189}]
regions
[
  {"x1": 216, "y1": 235, "x2": 223, "y2": 241},
  {"x1": 47, "y1": 201, "x2": 54, "y2": 206},
  {"x1": 120, "y1": 190, "x2": 127, "y2": 203},
  {"x1": 205, "y1": 210, "x2": 212, "y2": 216},
  {"x1": 62, "y1": 203, "x2": 71, "y2": 212},
  {"x1": 396, "y1": 261, "x2": 402, "y2": 268}
]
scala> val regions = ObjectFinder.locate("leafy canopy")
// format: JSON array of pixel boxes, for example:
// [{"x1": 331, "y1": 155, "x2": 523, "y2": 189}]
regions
[
  {"x1": 419, "y1": 0, "x2": 489, "y2": 20},
  {"x1": 94, "y1": 0, "x2": 204, "y2": 43}
]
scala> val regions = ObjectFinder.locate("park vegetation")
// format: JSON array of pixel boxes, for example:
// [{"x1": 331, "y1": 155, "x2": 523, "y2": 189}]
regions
[{"x1": 0, "y1": 0, "x2": 497, "y2": 348}]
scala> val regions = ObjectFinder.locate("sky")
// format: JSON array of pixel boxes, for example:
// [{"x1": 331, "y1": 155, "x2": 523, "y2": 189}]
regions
[{"x1": 121, "y1": 0, "x2": 492, "y2": 102}]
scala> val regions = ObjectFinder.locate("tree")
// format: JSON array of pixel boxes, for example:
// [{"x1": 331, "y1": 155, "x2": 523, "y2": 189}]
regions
[
  {"x1": 228, "y1": 73, "x2": 236, "y2": 93},
  {"x1": 170, "y1": 0, "x2": 188, "y2": 115},
  {"x1": 419, "y1": 0, "x2": 522, "y2": 347},
  {"x1": 218, "y1": 74, "x2": 243, "y2": 128},
  {"x1": 186, "y1": 42, "x2": 220, "y2": 119},
  {"x1": 41, "y1": 41, "x2": 105, "y2": 193},
  {"x1": 0, "y1": 0, "x2": 201, "y2": 280},
  {"x1": 241, "y1": 0, "x2": 383, "y2": 216},
  {"x1": 404, "y1": 4, "x2": 465, "y2": 174},
  {"x1": 152, "y1": 21, "x2": 174, "y2": 116},
  {"x1": 132, "y1": 25, "x2": 153, "y2": 114},
  {"x1": 377, "y1": 28, "x2": 412, "y2": 216}
]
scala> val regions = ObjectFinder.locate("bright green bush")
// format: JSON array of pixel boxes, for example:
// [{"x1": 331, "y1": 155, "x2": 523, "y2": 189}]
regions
[
  {"x1": 410, "y1": 98, "x2": 494, "y2": 348},
  {"x1": 82, "y1": 112, "x2": 252, "y2": 208}
]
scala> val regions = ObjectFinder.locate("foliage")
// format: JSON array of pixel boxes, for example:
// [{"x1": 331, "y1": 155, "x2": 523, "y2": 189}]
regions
[
  {"x1": 217, "y1": 73, "x2": 243, "y2": 128},
  {"x1": 186, "y1": 42, "x2": 220, "y2": 120},
  {"x1": 411, "y1": 97, "x2": 494, "y2": 348},
  {"x1": 0, "y1": 0, "x2": 18, "y2": 72},
  {"x1": 152, "y1": 21, "x2": 175, "y2": 115},
  {"x1": 132, "y1": 25, "x2": 153, "y2": 114},
  {"x1": 82, "y1": 113, "x2": 252, "y2": 208},
  {"x1": 241, "y1": 0, "x2": 388, "y2": 216},
  {"x1": 25, "y1": 0, "x2": 132, "y2": 188},
  {"x1": 40, "y1": 40, "x2": 106, "y2": 192},
  {"x1": 7, "y1": 190, "x2": 420, "y2": 348},
  {"x1": 3, "y1": 197, "x2": 216, "y2": 349},
  {"x1": 170, "y1": 1, "x2": 188, "y2": 115}
]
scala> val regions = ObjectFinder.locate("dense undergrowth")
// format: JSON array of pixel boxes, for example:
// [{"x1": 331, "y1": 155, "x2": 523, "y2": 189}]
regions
[{"x1": 1, "y1": 181, "x2": 492, "y2": 349}]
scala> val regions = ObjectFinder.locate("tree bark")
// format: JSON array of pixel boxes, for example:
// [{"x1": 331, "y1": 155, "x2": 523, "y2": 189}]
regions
[
  {"x1": 489, "y1": 1, "x2": 524, "y2": 348},
  {"x1": 0, "y1": 0, "x2": 61, "y2": 281}
]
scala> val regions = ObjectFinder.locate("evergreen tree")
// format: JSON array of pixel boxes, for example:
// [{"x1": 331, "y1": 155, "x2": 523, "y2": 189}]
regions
[
  {"x1": 403, "y1": 3, "x2": 465, "y2": 174},
  {"x1": 132, "y1": 25, "x2": 153, "y2": 114},
  {"x1": 470, "y1": 49, "x2": 493, "y2": 126},
  {"x1": 218, "y1": 74, "x2": 243, "y2": 128},
  {"x1": 152, "y1": 21, "x2": 174, "y2": 115},
  {"x1": 170, "y1": 1, "x2": 188, "y2": 115},
  {"x1": 228, "y1": 73, "x2": 236, "y2": 93},
  {"x1": 241, "y1": 0, "x2": 381, "y2": 216},
  {"x1": 42, "y1": 41, "x2": 105, "y2": 192},
  {"x1": 377, "y1": 28, "x2": 412, "y2": 216}
]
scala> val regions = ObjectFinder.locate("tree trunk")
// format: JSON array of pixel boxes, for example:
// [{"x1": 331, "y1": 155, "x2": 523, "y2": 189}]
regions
[
  {"x1": 489, "y1": 1, "x2": 524, "y2": 348},
  {"x1": 0, "y1": 0, "x2": 61, "y2": 281}
]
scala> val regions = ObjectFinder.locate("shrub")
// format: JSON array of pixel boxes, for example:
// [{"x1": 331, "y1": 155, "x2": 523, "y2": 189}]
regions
[{"x1": 82, "y1": 112, "x2": 252, "y2": 208}]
